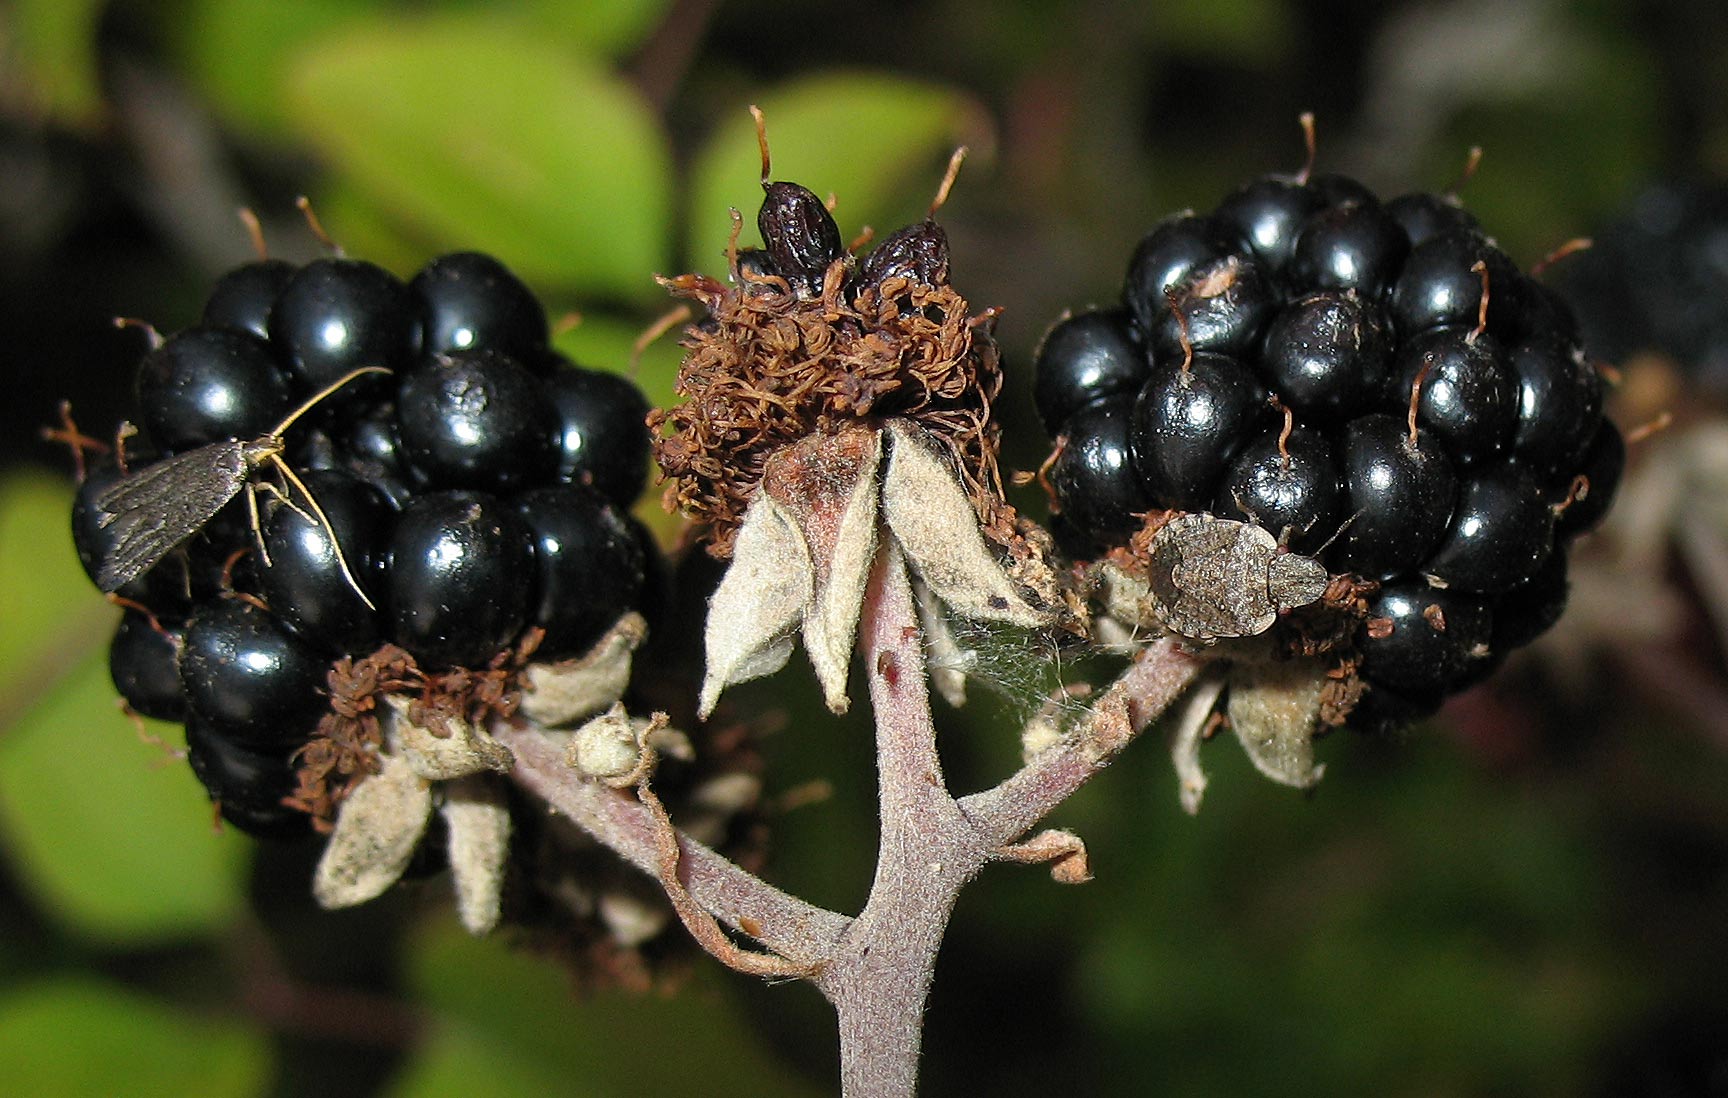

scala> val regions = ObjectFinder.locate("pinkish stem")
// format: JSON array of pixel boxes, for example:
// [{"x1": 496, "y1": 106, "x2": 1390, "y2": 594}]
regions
[{"x1": 502, "y1": 544, "x2": 1206, "y2": 1097}]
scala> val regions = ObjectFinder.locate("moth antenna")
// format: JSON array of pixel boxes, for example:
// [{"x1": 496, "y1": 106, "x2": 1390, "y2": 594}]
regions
[
  {"x1": 1294, "y1": 112, "x2": 1317, "y2": 184},
  {"x1": 114, "y1": 316, "x2": 164, "y2": 351},
  {"x1": 294, "y1": 195, "x2": 342, "y2": 255},
  {"x1": 1447, "y1": 146, "x2": 1484, "y2": 197},
  {"x1": 237, "y1": 207, "x2": 268, "y2": 260},
  {"x1": 270, "y1": 366, "x2": 392, "y2": 437},
  {"x1": 1406, "y1": 362, "x2": 1433, "y2": 449},
  {"x1": 929, "y1": 147, "x2": 968, "y2": 219},
  {"x1": 749, "y1": 105, "x2": 772, "y2": 187},
  {"x1": 1164, "y1": 288, "x2": 1194, "y2": 375},
  {"x1": 271, "y1": 454, "x2": 377, "y2": 611},
  {"x1": 1531, "y1": 236, "x2": 1593, "y2": 277},
  {"x1": 1467, "y1": 259, "x2": 1489, "y2": 343}
]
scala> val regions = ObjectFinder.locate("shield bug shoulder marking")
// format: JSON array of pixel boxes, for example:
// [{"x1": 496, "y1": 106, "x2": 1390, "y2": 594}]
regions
[
  {"x1": 1144, "y1": 512, "x2": 1330, "y2": 641},
  {"x1": 93, "y1": 366, "x2": 391, "y2": 603}
]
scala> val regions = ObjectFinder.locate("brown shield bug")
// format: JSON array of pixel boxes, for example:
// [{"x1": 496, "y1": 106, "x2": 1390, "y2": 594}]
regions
[{"x1": 1144, "y1": 513, "x2": 1330, "y2": 640}]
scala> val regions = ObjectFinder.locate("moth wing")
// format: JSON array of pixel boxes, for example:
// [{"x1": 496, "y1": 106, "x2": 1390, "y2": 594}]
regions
[{"x1": 94, "y1": 443, "x2": 251, "y2": 591}]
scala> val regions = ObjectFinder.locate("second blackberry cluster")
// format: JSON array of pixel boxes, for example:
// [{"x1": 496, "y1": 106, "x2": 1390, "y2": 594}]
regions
[
  {"x1": 72, "y1": 249, "x2": 655, "y2": 837},
  {"x1": 1035, "y1": 169, "x2": 1622, "y2": 723}
]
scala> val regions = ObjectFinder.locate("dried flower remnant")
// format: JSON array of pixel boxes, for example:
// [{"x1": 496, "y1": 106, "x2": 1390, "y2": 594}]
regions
[
  {"x1": 650, "y1": 127, "x2": 1015, "y2": 560},
  {"x1": 310, "y1": 613, "x2": 649, "y2": 934},
  {"x1": 654, "y1": 115, "x2": 1064, "y2": 717}
]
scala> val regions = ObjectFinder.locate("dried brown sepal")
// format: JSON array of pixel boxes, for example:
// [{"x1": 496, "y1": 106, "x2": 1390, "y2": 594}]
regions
[{"x1": 651, "y1": 236, "x2": 1009, "y2": 560}]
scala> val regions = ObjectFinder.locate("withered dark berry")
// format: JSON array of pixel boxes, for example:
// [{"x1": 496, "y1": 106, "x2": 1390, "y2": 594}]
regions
[{"x1": 758, "y1": 181, "x2": 845, "y2": 296}]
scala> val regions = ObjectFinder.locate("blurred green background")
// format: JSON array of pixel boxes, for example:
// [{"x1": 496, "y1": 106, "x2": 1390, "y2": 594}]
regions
[{"x1": 4, "y1": 0, "x2": 1728, "y2": 1094}]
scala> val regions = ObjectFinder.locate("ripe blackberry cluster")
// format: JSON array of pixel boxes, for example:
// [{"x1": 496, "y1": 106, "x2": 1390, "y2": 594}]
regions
[
  {"x1": 1035, "y1": 163, "x2": 1621, "y2": 725},
  {"x1": 70, "y1": 248, "x2": 654, "y2": 837}
]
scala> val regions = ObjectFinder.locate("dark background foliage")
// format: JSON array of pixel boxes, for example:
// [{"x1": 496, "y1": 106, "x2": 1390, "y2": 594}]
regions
[{"x1": 3, "y1": 1, "x2": 1728, "y2": 1094}]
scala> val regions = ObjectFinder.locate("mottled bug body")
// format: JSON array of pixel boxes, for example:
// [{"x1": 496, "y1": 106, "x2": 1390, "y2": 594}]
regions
[{"x1": 1145, "y1": 513, "x2": 1330, "y2": 640}]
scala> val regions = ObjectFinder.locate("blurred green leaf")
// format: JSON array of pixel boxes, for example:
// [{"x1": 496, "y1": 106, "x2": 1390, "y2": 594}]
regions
[
  {"x1": 400, "y1": 921, "x2": 823, "y2": 1097},
  {"x1": 384, "y1": 1022, "x2": 579, "y2": 1098},
  {"x1": 7, "y1": 0, "x2": 106, "y2": 127},
  {"x1": 0, "y1": 979, "x2": 269, "y2": 1098},
  {"x1": 515, "y1": 0, "x2": 675, "y2": 57},
  {"x1": 0, "y1": 474, "x2": 109, "y2": 710},
  {"x1": 687, "y1": 74, "x2": 992, "y2": 275},
  {"x1": 286, "y1": 14, "x2": 673, "y2": 300},
  {"x1": 171, "y1": 0, "x2": 372, "y2": 137},
  {"x1": 0, "y1": 651, "x2": 249, "y2": 943}
]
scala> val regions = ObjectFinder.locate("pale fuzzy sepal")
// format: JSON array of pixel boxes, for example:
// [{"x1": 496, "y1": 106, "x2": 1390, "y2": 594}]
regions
[
  {"x1": 313, "y1": 751, "x2": 433, "y2": 910},
  {"x1": 441, "y1": 776, "x2": 512, "y2": 935},
  {"x1": 518, "y1": 612, "x2": 647, "y2": 727},
  {"x1": 698, "y1": 491, "x2": 813, "y2": 719},
  {"x1": 882, "y1": 421, "x2": 1046, "y2": 629},
  {"x1": 1226, "y1": 661, "x2": 1328, "y2": 792}
]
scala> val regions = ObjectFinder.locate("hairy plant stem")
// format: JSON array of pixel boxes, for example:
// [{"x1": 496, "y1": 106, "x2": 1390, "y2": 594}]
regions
[{"x1": 500, "y1": 535, "x2": 1206, "y2": 1097}]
